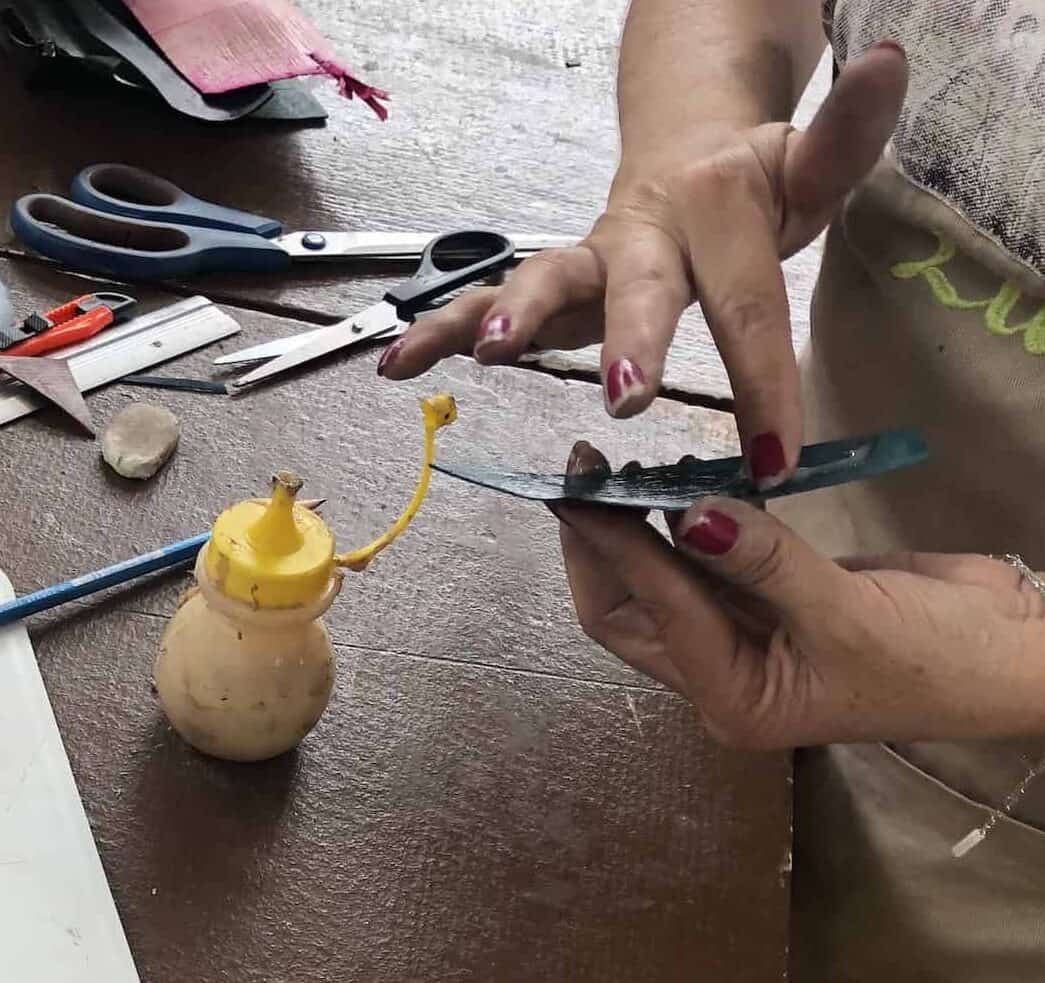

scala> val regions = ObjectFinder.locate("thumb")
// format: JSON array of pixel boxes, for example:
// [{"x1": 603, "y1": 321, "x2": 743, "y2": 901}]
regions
[
  {"x1": 781, "y1": 39, "x2": 909, "y2": 253},
  {"x1": 673, "y1": 497, "x2": 851, "y2": 618}
]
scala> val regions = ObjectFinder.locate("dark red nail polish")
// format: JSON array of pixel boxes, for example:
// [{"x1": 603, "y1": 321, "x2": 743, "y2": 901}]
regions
[
  {"x1": 750, "y1": 432, "x2": 787, "y2": 488},
  {"x1": 682, "y1": 510, "x2": 738, "y2": 556},
  {"x1": 604, "y1": 358, "x2": 646, "y2": 415},
  {"x1": 377, "y1": 338, "x2": 404, "y2": 377},
  {"x1": 476, "y1": 314, "x2": 511, "y2": 349}
]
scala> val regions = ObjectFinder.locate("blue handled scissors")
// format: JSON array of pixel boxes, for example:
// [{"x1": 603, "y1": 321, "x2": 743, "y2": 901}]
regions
[
  {"x1": 10, "y1": 163, "x2": 577, "y2": 280},
  {"x1": 226, "y1": 229, "x2": 519, "y2": 392}
]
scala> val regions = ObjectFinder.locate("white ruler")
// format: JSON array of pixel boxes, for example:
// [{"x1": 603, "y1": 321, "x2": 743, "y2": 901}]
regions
[
  {"x1": 0, "y1": 569, "x2": 141, "y2": 982},
  {"x1": 0, "y1": 296, "x2": 240, "y2": 426}
]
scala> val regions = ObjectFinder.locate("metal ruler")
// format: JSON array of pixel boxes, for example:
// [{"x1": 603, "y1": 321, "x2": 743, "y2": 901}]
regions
[{"x1": 0, "y1": 296, "x2": 240, "y2": 426}]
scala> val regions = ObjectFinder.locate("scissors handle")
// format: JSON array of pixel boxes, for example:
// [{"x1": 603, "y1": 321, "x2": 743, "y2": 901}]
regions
[
  {"x1": 385, "y1": 230, "x2": 515, "y2": 318},
  {"x1": 11, "y1": 194, "x2": 292, "y2": 280},
  {"x1": 71, "y1": 164, "x2": 283, "y2": 238}
]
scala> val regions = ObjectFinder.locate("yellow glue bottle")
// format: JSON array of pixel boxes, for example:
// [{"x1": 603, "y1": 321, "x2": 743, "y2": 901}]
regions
[{"x1": 154, "y1": 394, "x2": 457, "y2": 762}]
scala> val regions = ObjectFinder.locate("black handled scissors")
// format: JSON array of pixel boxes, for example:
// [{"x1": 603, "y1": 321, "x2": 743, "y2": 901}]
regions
[{"x1": 227, "y1": 229, "x2": 516, "y2": 391}]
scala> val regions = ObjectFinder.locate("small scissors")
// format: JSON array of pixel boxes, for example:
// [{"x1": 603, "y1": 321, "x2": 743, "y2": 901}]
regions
[
  {"x1": 10, "y1": 164, "x2": 577, "y2": 280},
  {"x1": 225, "y1": 229, "x2": 519, "y2": 392}
]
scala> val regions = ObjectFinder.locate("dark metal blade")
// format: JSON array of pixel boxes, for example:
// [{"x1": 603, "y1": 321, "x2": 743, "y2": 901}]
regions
[
  {"x1": 433, "y1": 430, "x2": 929, "y2": 511},
  {"x1": 120, "y1": 374, "x2": 227, "y2": 395}
]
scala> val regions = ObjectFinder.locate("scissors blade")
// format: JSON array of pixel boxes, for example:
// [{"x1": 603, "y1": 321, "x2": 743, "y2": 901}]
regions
[
  {"x1": 214, "y1": 321, "x2": 404, "y2": 366},
  {"x1": 275, "y1": 231, "x2": 578, "y2": 260},
  {"x1": 227, "y1": 301, "x2": 400, "y2": 390}
]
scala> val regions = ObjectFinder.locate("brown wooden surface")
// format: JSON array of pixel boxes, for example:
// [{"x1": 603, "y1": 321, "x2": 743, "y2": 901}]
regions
[
  {"x1": 0, "y1": 0, "x2": 831, "y2": 403},
  {"x1": 0, "y1": 3, "x2": 802, "y2": 980}
]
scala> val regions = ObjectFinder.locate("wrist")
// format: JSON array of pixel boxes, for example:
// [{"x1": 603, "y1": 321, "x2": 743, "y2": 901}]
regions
[{"x1": 613, "y1": 121, "x2": 752, "y2": 205}]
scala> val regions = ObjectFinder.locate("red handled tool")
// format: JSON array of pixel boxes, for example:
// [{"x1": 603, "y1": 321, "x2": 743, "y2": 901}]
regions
[{"x1": 0, "y1": 292, "x2": 137, "y2": 356}]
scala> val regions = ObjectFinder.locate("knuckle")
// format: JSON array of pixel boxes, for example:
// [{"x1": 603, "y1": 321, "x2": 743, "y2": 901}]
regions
[
  {"x1": 731, "y1": 534, "x2": 792, "y2": 590},
  {"x1": 520, "y1": 246, "x2": 602, "y2": 305},
  {"x1": 670, "y1": 149, "x2": 762, "y2": 202},
  {"x1": 574, "y1": 605, "x2": 611, "y2": 647},
  {"x1": 605, "y1": 178, "x2": 673, "y2": 218},
  {"x1": 713, "y1": 292, "x2": 784, "y2": 342},
  {"x1": 524, "y1": 246, "x2": 578, "y2": 275},
  {"x1": 605, "y1": 264, "x2": 687, "y2": 311}
]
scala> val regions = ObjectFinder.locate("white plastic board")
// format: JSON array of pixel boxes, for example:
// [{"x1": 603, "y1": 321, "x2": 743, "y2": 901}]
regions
[{"x1": 0, "y1": 570, "x2": 141, "y2": 982}]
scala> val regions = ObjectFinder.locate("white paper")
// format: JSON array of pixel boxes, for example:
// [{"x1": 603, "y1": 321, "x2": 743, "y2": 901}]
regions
[{"x1": 0, "y1": 570, "x2": 141, "y2": 982}]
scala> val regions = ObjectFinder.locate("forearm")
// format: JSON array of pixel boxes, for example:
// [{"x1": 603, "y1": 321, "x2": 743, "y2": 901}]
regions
[{"x1": 617, "y1": 0, "x2": 826, "y2": 164}]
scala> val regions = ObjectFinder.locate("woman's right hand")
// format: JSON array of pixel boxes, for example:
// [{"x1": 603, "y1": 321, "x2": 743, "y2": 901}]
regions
[{"x1": 380, "y1": 41, "x2": 907, "y2": 488}]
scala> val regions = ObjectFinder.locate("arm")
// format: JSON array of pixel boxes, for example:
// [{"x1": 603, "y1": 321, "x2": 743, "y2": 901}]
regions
[
  {"x1": 617, "y1": 0, "x2": 826, "y2": 162},
  {"x1": 384, "y1": 1, "x2": 904, "y2": 492}
]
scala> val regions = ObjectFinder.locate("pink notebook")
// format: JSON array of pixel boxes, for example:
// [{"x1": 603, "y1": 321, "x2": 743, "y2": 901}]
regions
[{"x1": 122, "y1": 0, "x2": 389, "y2": 119}]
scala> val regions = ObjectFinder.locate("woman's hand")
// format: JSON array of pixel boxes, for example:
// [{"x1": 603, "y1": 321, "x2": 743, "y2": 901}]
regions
[
  {"x1": 549, "y1": 442, "x2": 1045, "y2": 748},
  {"x1": 379, "y1": 41, "x2": 908, "y2": 489}
]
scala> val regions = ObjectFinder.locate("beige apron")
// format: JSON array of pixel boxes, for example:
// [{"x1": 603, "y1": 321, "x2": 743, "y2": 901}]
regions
[{"x1": 781, "y1": 2, "x2": 1045, "y2": 979}]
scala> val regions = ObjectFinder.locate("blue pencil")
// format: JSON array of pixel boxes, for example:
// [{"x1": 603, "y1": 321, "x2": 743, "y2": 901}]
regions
[
  {"x1": 0, "y1": 500, "x2": 325, "y2": 628},
  {"x1": 0, "y1": 533, "x2": 207, "y2": 627}
]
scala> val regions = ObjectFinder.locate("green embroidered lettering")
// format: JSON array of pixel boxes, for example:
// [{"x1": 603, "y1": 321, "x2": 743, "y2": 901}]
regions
[
  {"x1": 890, "y1": 234, "x2": 1045, "y2": 355},
  {"x1": 984, "y1": 283, "x2": 1045, "y2": 352},
  {"x1": 984, "y1": 282, "x2": 1024, "y2": 336},
  {"x1": 1022, "y1": 312, "x2": 1045, "y2": 355},
  {"x1": 890, "y1": 237, "x2": 957, "y2": 279},
  {"x1": 919, "y1": 268, "x2": 990, "y2": 310}
]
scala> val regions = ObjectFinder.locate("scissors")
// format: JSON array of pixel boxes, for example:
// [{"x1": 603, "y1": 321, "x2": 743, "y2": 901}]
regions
[
  {"x1": 10, "y1": 163, "x2": 577, "y2": 280},
  {"x1": 225, "y1": 229, "x2": 520, "y2": 392}
]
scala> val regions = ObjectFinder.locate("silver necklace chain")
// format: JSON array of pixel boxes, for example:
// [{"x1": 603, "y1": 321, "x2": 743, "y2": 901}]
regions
[{"x1": 952, "y1": 554, "x2": 1045, "y2": 858}]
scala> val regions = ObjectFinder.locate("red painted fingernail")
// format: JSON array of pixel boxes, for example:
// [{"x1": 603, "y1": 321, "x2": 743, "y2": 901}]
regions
[
  {"x1": 377, "y1": 338, "x2": 404, "y2": 377},
  {"x1": 475, "y1": 314, "x2": 511, "y2": 351},
  {"x1": 682, "y1": 510, "x2": 738, "y2": 556},
  {"x1": 604, "y1": 358, "x2": 646, "y2": 416},
  {"x1": 750, "y1": 432, "x2": 787, "y2": 489}
]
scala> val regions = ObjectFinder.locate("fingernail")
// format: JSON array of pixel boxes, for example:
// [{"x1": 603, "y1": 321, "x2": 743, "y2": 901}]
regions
[
  {"x1": 567, "y1": 440, "x2": 611, "y2": 477},
  {"x1": 475, "y1": 314, "x2": 511, "y2": 352},
  {"x1": 750, "y1": 432, "x2": 787, "y2": 490},
  {"x1": 377, "y1": 338, "x2": 405, "y2": 377},
  {"x1": 872, "y1": 39, "x2": 906, "y2": 59},
  {"x1": 604, "y1": 358, "x2": 646, "y2": 416},
  {"x1": 681, "y1": 510, "x2": 739, "y2": 556}
]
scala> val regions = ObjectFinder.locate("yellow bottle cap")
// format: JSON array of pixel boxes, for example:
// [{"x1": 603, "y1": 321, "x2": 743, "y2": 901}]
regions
[{"x1": 204, "y1": 471, "x2": 335, "y2": 609}]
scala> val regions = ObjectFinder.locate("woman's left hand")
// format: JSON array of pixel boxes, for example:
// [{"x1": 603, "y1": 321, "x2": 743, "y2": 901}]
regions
[{"x1": 552, "y1": 441, "x2": 1045, "y2": 748}]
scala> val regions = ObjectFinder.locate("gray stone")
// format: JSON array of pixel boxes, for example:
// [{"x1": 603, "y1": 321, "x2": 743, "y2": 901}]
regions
[{"x1": 101, "y1": 402, "x2": 180, "y2": 479}]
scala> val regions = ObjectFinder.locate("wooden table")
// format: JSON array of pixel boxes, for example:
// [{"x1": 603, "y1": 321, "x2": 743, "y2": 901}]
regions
[{"x1": 0, "y1": 3, "x2": 830, "y2": 979}]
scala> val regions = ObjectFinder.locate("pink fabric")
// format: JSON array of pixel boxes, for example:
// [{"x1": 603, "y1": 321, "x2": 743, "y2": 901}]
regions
[{"x1": 122, "y1": 0, "x2": 389, "y2": 119}]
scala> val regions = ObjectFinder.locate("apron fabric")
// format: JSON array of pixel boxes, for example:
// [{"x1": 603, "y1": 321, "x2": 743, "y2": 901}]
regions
[{"x1": 781, "y1": 2, "x2": 1045, "y2": 978}]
